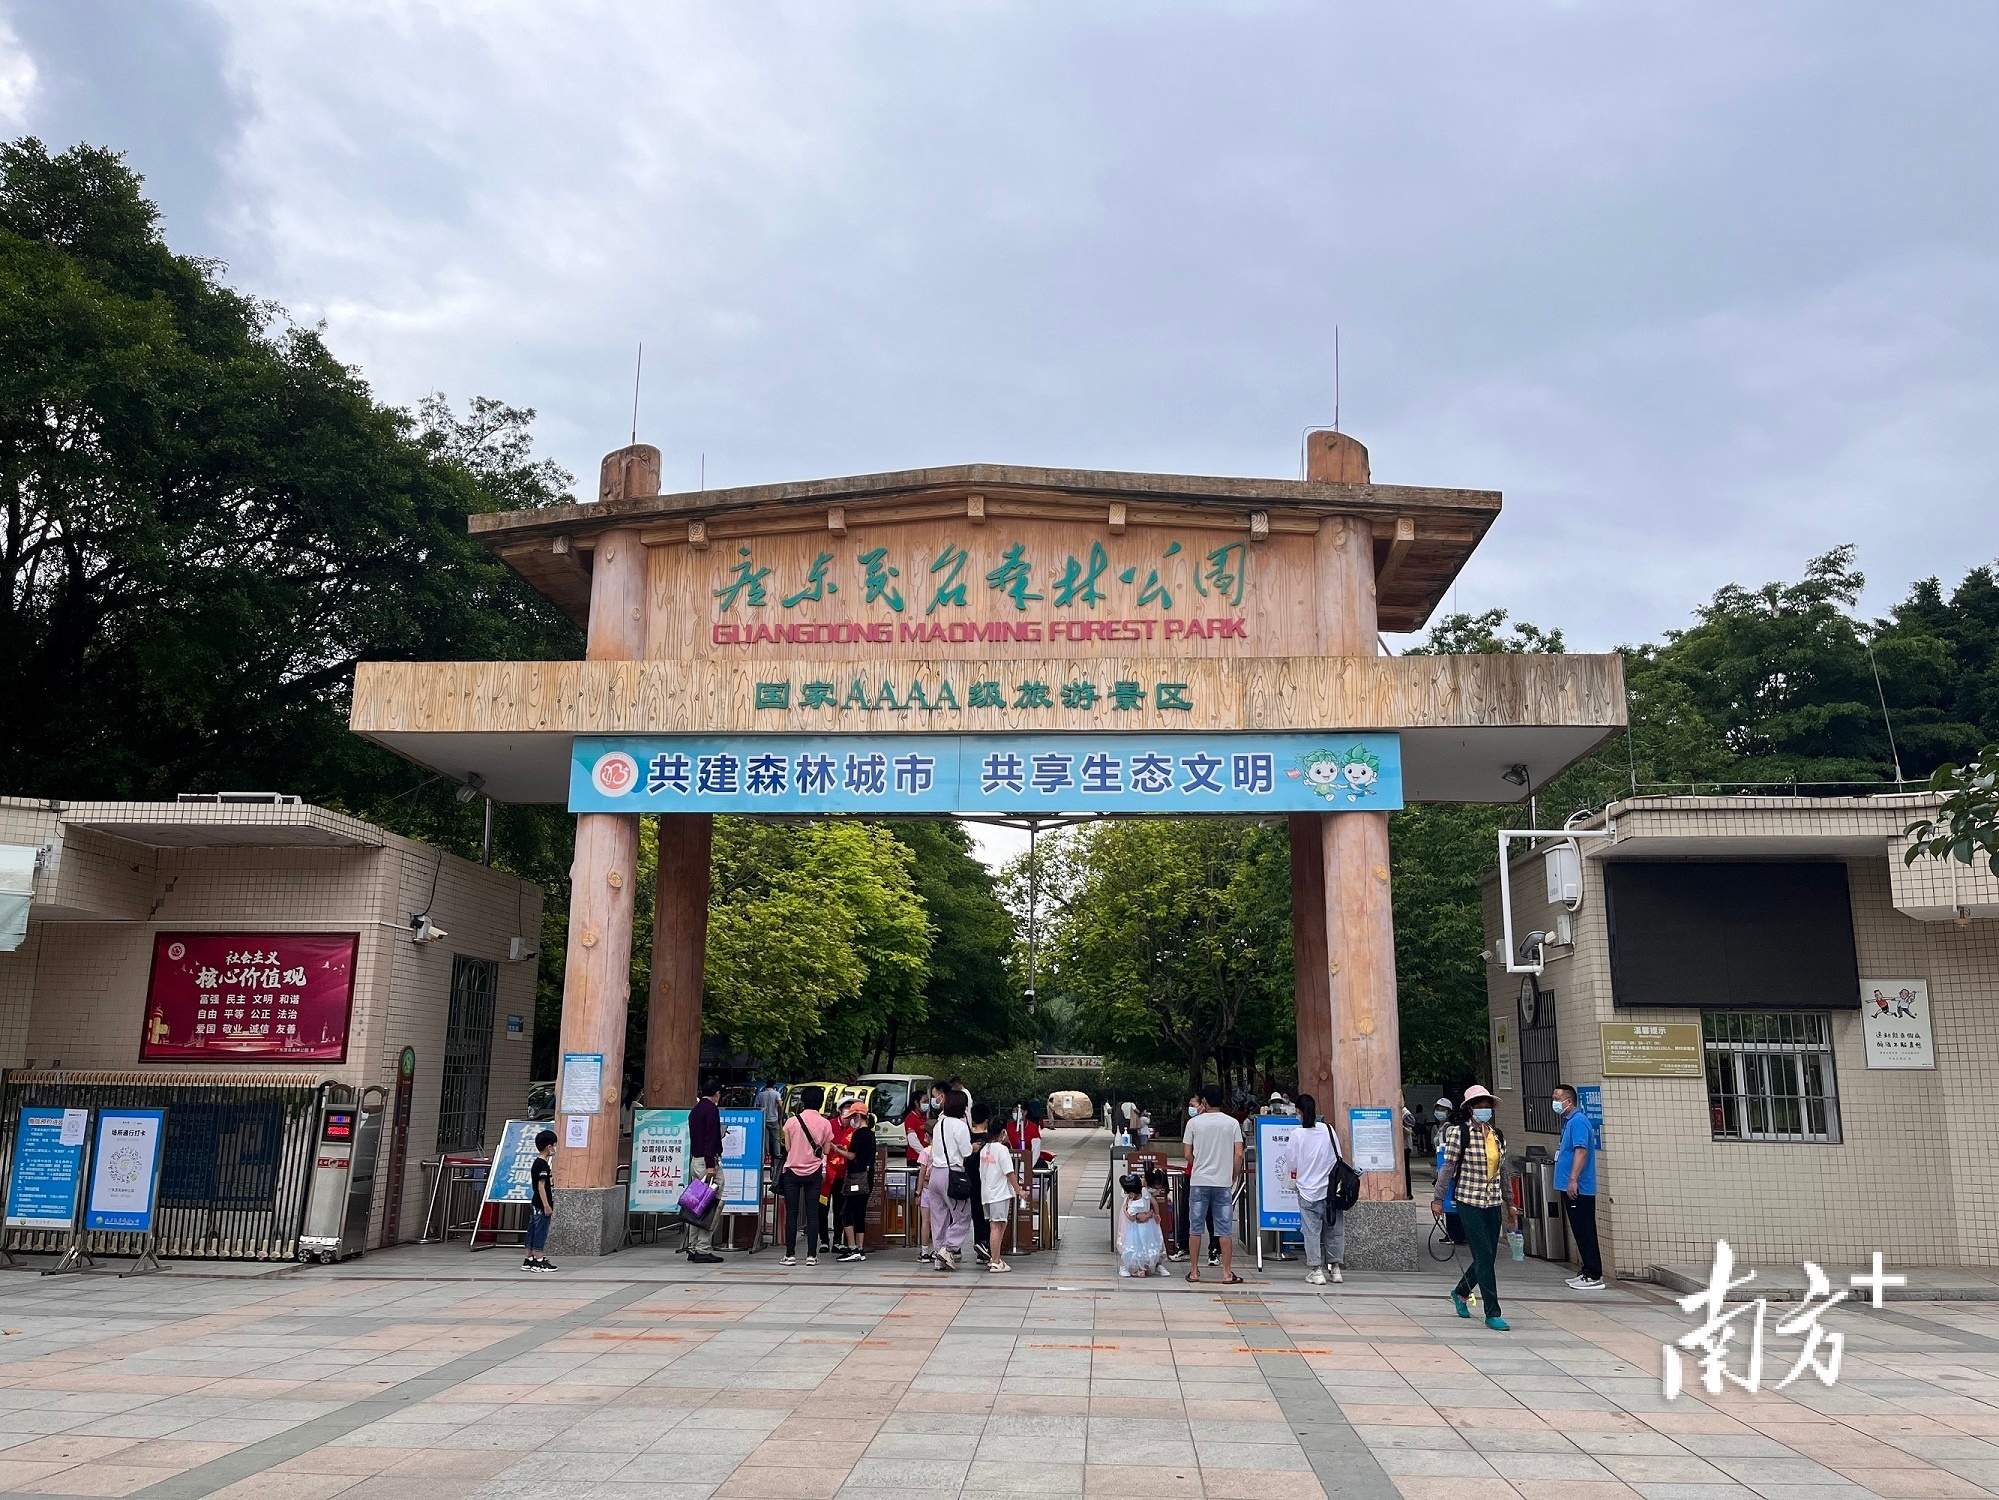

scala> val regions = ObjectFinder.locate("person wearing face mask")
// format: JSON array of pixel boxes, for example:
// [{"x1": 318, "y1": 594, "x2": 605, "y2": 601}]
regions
[
  {"x1": 1552, "y1": 1084, "x2": 1604, "y2": 1290},
  {"x1": 1431, "y1": 1082, "x2": 1517, "y2": 1330}
]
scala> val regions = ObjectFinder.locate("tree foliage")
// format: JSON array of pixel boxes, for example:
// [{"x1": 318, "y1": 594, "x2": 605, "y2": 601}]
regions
[{"x1": 696, "y1": 819, "x2": 932, "y2": 1076}]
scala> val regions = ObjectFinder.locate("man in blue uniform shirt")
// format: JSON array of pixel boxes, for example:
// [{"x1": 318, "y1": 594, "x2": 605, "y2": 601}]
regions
[{"x1": 1552, "y1": 1083, "x2": 1603, "y2": 1290}]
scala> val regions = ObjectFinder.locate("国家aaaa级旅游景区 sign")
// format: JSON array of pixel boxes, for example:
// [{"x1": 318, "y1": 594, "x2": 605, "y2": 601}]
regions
[{"x1": 344, "y1": 435, "x2": 1630, "y2": 1253}]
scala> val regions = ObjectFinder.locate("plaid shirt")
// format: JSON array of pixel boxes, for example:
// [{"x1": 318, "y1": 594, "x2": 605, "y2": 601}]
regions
[{"x1": 1439, "y1": 1122, "x2": 1506, "y2": 1210}]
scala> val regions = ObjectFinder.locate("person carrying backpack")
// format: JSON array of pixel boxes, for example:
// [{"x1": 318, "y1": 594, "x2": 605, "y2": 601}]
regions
[
  {"x1": 1431, "y1": 1082, "x2": 1519, "y2": 1330},
  {"x1": 1287, "y1": 1093, "x2": 1355, "y2": 1285}
]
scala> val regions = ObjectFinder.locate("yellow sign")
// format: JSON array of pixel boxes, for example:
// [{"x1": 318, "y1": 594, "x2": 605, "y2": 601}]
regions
[{"x1": 1599, "y1": 1022, "x2": 1703, "y2": 1078}]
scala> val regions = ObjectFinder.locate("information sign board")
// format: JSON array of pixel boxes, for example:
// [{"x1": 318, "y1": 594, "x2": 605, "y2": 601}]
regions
[
  {"x1": 571, "y1": 732, "x2": 1404, "y2": 817},
  {"x1": 1577, "y1": 1085, "x2": 1604, "y2": 1147},
  {"x1": 1348, "y1": 1107, "x2": 1397, "y2": 1173},
  {"x1": 560, "y1": 1052, "x2": 604, "y2": 1114},
  {"x1": 481, "y1": 1120, "x2": 543, "y2": 1206},
  {"x1": 629, "y1": 1109, "x2": 689, "y2": 1213},
  {"x1": 1254, "y1": 1115, "x2": 1301, "y2": 1231},
  {"x1": 83, "y1": 1109, "x2": 164, "y2": 1232},
  {"x1": 141, "y1": 933, "x2": 357, "y2": 1062},
  {"x1": 1860, "y1": 977, "x2": 1936, "y2": 1069},
  {"x1": 5, "y1": 1108, "x2": 87, "y2": 1230},
  {"x1": 720, "y1": 1109, "x2": 763, "y2": 1213},
  {"x1": 1599, "y1": 1022, "x2": 1703, "y2": 1077}
]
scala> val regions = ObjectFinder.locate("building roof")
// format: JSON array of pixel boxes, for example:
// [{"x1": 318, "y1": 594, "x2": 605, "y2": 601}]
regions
[{"x1": 467, "y1": 461, "x2": 1501, "y2": 635}]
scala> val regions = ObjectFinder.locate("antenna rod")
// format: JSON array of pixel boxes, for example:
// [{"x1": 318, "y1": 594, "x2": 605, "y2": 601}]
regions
[
  {"x1": 1334, "y1": 325, "x2": 1341, "y2": 433},
  {"x1": 630, "y1": 343, "x2": 643, "y2": 445},
  {"x1": 1868, "y1": 640, "x2": 1905, "y2": 786}
]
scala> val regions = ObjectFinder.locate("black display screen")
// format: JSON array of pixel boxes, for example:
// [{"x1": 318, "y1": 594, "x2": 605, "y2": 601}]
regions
[
  {"x1": 321, "y1": 1110, "x2": 355, "y2": 1143},
  {"x1": 1604, "y1": 861, "x2": 1859, "y2": 1011}
]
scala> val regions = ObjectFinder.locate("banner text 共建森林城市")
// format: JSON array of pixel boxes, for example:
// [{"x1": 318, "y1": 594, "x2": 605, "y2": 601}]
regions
[{"x1": 568, "y1": 732, "x2": 1402, "y2": 817}]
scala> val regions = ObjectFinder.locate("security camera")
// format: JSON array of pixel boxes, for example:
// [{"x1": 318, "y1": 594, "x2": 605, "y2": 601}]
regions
[
  {"x1": 410, "y1": 914, "x2": 448, "y2": 944},
  {"x1": 1516, "y1": 930, "x2": 1548, "y2": 963},
  {"x1": 454, "y1": 773, "x2": 487, "y2": 804},
  {"x1": 1479, "y1": 947, "x2": 1495, "y2": 964}
]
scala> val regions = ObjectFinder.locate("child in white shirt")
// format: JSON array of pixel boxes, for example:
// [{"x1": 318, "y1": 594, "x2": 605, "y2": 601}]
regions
[{"x1": 978, "y1": 1129, "x2": 1017, "y2": 1273}]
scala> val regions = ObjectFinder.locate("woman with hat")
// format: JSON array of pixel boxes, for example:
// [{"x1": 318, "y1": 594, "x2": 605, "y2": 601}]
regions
[{"x1": 1430, "y1": 1082, "x2": 1518, "y2": 1330}]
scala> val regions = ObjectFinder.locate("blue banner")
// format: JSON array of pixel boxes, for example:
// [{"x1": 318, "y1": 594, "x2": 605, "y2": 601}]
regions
[
  {"x1": 570, "y1": 732, "x2": 1402, "y2": 816},
  {"x1": 84, "y1": 1108, "x2": 164, "y2": 1233},
  {"x1": 5, "y1": 1109, "x2": 86, "y2": 1231}
]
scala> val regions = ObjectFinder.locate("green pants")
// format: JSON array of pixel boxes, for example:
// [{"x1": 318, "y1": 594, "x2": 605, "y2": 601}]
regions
[{"x1": 1452, "y1": 1204, "x2": 1504, "y2": 1317}]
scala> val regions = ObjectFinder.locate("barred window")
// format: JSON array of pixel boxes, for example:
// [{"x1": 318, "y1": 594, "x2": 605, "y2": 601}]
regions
[{"x1": 1703, "y1": 1011, "x2": 1841, "y2": 1144}]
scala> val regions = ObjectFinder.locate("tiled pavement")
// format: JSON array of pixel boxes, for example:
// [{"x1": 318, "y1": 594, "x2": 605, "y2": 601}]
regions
[{"x1": 0, "y1": 1132, "x2": 1993, "y2": 1498}]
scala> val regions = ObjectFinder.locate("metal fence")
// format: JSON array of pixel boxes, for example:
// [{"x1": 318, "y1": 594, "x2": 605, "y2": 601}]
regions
[{"x1": 0, "y1": 1071, "x2": 327, "y2": 1261}]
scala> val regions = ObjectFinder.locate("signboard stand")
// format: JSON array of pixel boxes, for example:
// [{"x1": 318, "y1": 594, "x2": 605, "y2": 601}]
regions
[
  {"x1": 471, "y1": 1120, "x2": 543, "y2": 1252},
  {"x1": 45, "y1": 1111, "x2": 97, "y2": 1276}
]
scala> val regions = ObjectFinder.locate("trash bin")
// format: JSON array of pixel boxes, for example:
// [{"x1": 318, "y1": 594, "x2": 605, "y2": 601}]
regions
[{"x1": 1521, "y1": 1148, "x2": 1567, "y2": 1262}]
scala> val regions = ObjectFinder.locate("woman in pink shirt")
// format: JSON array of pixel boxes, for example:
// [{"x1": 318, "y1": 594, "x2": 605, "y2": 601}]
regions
[{"x1": 780, "y1": 1086, "x2": 833, "y2": 1265}]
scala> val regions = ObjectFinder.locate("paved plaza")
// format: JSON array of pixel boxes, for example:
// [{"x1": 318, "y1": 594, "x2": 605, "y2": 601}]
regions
[{"x1": 0, "y1": 1129, "x2": 1992, "y2": 1500}]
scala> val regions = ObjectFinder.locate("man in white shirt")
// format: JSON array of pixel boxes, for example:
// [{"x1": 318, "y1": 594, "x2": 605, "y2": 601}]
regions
[{"x1": 1182, "y1": 1085, "x2": 1244, "y2": 1284}]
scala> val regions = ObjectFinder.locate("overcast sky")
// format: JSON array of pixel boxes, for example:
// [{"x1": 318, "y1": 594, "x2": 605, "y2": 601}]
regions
[{"x1": 6, "y1": 1, "x2": 1997, "y2": 856}]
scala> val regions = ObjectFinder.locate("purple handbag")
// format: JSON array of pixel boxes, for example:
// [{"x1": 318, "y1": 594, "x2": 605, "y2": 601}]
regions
[{"x1": 677, "y1": 1178, "x2": 717, "y2": 1220}]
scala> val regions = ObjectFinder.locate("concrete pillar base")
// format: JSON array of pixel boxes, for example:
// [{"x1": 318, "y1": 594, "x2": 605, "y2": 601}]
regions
[
  {"x1": 547, "y1": 1186, "x2": 626, "y2": 1258},
  {"x1": 1341, "y1": 1199, "x2": 1424, "y2": 1272}
]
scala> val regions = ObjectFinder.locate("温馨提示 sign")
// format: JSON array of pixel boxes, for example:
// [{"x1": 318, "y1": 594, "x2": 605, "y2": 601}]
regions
[{"x1": 569, "y1": 732, "x2": 1402, "y2": 817}]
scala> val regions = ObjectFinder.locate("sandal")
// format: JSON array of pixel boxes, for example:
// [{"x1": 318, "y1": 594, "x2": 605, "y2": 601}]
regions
[
  {"x1": 1221, "y1": 1272, "x2": 1246, "y2": 1285},
  {"x1": 988, "y1": 1261, "x2": 1011, "y2": 1273},
  {"x1": 1185, "y1": 1270, "x2": 1202, "y2": 1282}
]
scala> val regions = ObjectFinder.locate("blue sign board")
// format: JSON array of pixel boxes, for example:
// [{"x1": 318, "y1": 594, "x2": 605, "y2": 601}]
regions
[
  {"x1": 721, "y1": 1109, "x2": 764, "y2": 1214},
  {"x1": 84, "y1": 1108, "x2": 165, "y2": 1233},
  {"x1": 570, "y1": 732, "x2": 1403, "y2": 817},
  {"x1": 1254, "y1": 1115, "x2": 1302, "y2": 1232},
  {"x1": 5, "y1": 1109, "x2": 86, "y2": 1231},
  {"x1": 1577, "y1": 1085, "x2": 1604, "y2": 1147},
  {"x1": 482, "y1": 1119, "x2": 545, "y2": 1206}
]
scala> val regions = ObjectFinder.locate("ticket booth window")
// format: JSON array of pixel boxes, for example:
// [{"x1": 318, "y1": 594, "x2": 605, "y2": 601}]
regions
[
  {"x1": 1703, "y1": 1011, "x2": 1841, "y2": 1144},
  {"x1": 437, "y1": 955, "x2": 499, "y2": 1152}
]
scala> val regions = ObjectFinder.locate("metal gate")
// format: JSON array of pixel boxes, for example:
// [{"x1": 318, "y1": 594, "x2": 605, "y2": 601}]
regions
[{"x1": 0, "y1": 1071, "x2": 326, "y2": 1261}]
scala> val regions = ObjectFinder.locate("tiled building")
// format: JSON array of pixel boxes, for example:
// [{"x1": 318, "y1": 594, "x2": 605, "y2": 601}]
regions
[
  {"x1": 1481, "y1": 794, "x2": 1999, "y2": 1277},
  {"x1": 0, "y1": 795, "x2": 542, "y2": 1252}
]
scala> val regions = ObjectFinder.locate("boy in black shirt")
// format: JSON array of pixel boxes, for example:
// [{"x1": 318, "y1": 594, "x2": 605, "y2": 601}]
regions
[{"x1": 525, "y1": 1129, "x2": 557, "y2": 1273}]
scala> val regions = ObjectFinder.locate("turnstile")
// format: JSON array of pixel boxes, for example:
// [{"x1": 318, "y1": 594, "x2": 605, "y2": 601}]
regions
[{"x1": 299, "y1": 1085, "x2": 387, "y2": 1262}]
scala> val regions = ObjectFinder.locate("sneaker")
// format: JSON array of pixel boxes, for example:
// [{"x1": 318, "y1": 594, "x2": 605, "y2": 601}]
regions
[
  {"x1": 936, "y1": 1250, "x2": 956, "y2": 1271},
  {"x1": 1485, "y1": 1315, "x2": 1510, "y2": 1331},
  {"x1": 538, "y1": 1259, "x2": 557, "y2": 1272},
  {"x1": 919, "y1": 1248, "x2": 935, "y2": 1262},
  {"x1": 780, "y1": 1256, "x2": 797, "y2": 1266},
  {"x1": 1330, "y1": 1266, "x2": 1343, "y2": 1284},
  {"x1": 805, "y1": 1256, "x2": 817, "y2": 1266},
  {"x1": 1166, "y1": 1250, "x2": 1189, "y2": 1263},
  {"x1": 521, "y1": 1260, "x2": 537, "y2": 1273},
  {"x1": 974, "y1": 1242, "x2": 990, "y2": 1263},
  {"x1": 688, "y1": 1252, "x2": 724, "y2": 1265},
  {"x1": 1569, "y1": 1276, "x2": 1605, "y2": 1290},
  {"x1": 1305, "y1": 1269, "x2": 1327, "y2": 1286},
  {"x1": 839, "y1": 1250, "x2": 865, "y2": 1263},
  {"x1": 1451, "y1": 1292, "x2": 1472, "y2": 1319}
]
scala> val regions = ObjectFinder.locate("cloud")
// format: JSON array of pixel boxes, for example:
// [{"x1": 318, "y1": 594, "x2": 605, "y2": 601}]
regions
[
  {"x1": 7, "y1": 0, "x2": 1997, "y2": 658},
  {"x1": 0, "y1": 15, "x2": 34, "y2": 131}
]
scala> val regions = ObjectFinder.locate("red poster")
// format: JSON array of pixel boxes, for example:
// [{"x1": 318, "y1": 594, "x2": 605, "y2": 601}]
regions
[{"x1": 142, "y1": 933, "x2": 358, "y2": 1062}]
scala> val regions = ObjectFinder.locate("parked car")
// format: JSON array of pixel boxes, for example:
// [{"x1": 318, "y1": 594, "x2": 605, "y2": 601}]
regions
[{"x1": 526, "y1": 1080, "x2": 555, "y2": 1120}]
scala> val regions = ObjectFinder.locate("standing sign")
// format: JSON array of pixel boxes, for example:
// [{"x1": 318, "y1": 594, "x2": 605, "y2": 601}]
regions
[
  {"x1": 1861, "y1": 978, "x2": 1936, "y2": 1069},
  {"x1": 84, "y1": 1109, "x2": 164, "y2": 1232},
  {"x1": 1254, "y1": 1115, "x2": 1301, "y2": 1231},
  {"x1": 481, "y1": 1120, "x2": 543, "y2": 1206},
  {"x1": 5, "y1": 1109, "x2": 88, "y2": 1230},
  {"x1": 720, "y1": 1110, "x2": 764, "y2": 1213},
  {"x1": 1599, "y1": 1022, "x2": 1702, "y2": 1077},
  {"x1": 380, "y1": 1046, "x2": 417, "y2": 1247},
  {"x1": 1348, "y1": 1108, "x2": 1397, "y2": 1173},
  {"x1": 141, "y1": 933, "x2": 358, "y2": 1062},
  {"x1": 629, "y1": 1109, "x2": 690, "y2": 1212}
]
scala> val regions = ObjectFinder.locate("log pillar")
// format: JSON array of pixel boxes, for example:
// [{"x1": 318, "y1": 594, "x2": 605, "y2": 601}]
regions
[
  {"x1": 645, "y1": 811, "x2": 711, "y2": 1107},
  {"x1": 1292, "y1": 430, "x2": 1410, "y2": 1217},
  {"x1": 548, "y1": 444, "x2": 657, "y2": 1256}
]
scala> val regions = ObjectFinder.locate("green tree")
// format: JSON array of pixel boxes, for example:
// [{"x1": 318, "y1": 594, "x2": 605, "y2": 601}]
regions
[
  {"x1": 1041, "y1": 819, "x2": 1290, "y2": 1094},
  {"x1": 886, "y1": 821, "x2": 1025, "y2": 1065},
  {"x1": 698, "y1": 819, "x2": 932, "y2": 1075}
]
